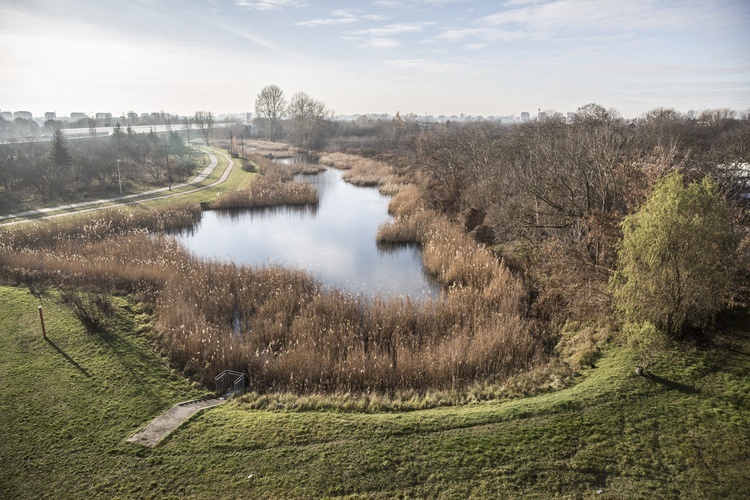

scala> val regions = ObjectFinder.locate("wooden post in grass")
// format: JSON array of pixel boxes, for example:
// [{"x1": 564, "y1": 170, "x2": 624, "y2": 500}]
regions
[{"x1": 38, "y1": 306, "x2": 47, "y2": 339}]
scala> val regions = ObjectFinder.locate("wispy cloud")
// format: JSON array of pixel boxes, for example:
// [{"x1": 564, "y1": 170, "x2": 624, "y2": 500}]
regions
[
  {"x1": 435, "y1": 0, "x2": 750, "y2": 47},
  {"x1": 480, "y1": 0, "x2": 745, "y2": 34},
  {"x1": 295, "y1": 10, "x2": 390, "y2": 27},
  {"x1": 436, "y1": 26, "x2": 535, "y2": 43},
  {"x1": 385, "y1": 58, "x2": 466, "y2": 73},
  {"x1": 235, "y1": 0, "x2": 307, "y2": 11},
  {"x1": 348, "y1": 21, "x2": 435, "y2": 36},
  {"x1": 358, "y1": 38, "x2": 401, "y2": 49},
  {"x1": 295, "y1": 10, "x2": 361, "y2": 27}
]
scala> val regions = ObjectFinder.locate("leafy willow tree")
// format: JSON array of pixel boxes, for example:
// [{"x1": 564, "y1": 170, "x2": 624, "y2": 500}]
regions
[{"x1": 611, "y1": 172, "x2": 737, "y2": 337}]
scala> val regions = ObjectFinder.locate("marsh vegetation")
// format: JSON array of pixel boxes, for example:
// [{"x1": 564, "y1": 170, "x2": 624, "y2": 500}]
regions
[{"x1": 1, "y1": 105, "x2": 748, "y2": 401}]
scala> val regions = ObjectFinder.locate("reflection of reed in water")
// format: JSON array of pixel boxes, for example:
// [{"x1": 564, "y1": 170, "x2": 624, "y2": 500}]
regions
[{"x1": 213, "y1": 204, "x2": 319, "y2": 221}]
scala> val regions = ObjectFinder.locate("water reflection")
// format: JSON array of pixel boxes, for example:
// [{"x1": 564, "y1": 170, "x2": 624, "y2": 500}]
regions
[
  {"x1": 272, "y1": 152, "x2": 319, "y2": 165},
  {"x1": 176, "y1": 165, "x2": 441, "y2": 299},
  {"x1": 212, "y1": 204, "x2": 319, "y2": 221}
]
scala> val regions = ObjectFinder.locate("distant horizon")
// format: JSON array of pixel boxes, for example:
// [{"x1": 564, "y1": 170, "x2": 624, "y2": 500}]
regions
[
  {"x1": 3, "y1": 103, "x2": 748, "y2": 123},
  {"x1": 2, "y1": 1, "x2": 748, "y2": 120}
]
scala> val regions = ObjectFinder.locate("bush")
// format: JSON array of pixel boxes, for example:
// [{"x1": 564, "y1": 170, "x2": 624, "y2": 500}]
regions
[{"x1": 611, "y1": 172, "x2": 738, "y2": 337}]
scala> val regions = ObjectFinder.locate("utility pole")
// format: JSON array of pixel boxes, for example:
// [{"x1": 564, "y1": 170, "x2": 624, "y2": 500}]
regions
[
  {"x1": 116, "y1": 159, "x2": 122, "y2": 195},
  {"x1": 165, "y1": 141, "x2": 171, "y2": 190}
]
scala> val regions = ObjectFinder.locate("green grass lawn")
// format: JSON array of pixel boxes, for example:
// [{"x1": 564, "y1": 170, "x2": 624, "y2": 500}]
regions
[{"x1": 1, "y1": 284, "x2": 748, "y2": 498}]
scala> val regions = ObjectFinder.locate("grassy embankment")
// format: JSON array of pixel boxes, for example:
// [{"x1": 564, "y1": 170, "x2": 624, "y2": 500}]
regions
[{"x1": 1, "y1": 284, "x2": 748, "y2": 498}]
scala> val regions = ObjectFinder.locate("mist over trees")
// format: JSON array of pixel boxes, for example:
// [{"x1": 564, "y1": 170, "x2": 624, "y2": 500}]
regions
[{"x1": 0, "y1": 127, "x2": 201, "y2": 200}]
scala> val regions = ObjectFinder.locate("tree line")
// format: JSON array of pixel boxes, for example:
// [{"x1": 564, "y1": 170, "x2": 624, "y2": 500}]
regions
[
  {"x1": 399, "y1": 104, "x2": 749, "y2": 338},
  {"x1": 0, "y1": 125, "x2": 202, "y2": 198}
]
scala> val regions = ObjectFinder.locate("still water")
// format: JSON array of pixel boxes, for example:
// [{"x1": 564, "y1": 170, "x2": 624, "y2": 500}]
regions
[{"x1": 176, "y1": 167, "x2": 441, "y2": 299}]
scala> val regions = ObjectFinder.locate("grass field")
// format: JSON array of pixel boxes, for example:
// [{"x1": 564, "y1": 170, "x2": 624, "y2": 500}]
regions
[{"x1": 1, "y1": 284, "x2": 748, "y2": 498}]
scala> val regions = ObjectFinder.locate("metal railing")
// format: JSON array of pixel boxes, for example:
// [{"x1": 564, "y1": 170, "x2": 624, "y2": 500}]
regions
[{"x1": 214, "y1": 370, "x2": 245, "y2": 395}]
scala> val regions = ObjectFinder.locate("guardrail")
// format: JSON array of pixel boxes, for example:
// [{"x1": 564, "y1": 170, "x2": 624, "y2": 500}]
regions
[{"x1": 214, "y1": 369, "x2": 245, "y2": 395}]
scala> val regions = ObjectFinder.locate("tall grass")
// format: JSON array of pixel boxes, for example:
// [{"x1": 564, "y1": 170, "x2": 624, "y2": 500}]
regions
[
  {"x1": 207, "y1": 153, "x2": 320, "y2": 209},
  {"x1": 319, "y1": 152, "x2": 404, "y2": 194},
  {"x1": 0, "y1": 176, "x2": 539, "y2": 395},
  {"x1": 208, "y1": 177, "x2": 318, "y2": 209}
]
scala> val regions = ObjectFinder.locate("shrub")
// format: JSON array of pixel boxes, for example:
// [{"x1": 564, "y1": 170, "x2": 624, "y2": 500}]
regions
[{"x1": 611, "y1": 172, "x2": 738, "y2": 337}]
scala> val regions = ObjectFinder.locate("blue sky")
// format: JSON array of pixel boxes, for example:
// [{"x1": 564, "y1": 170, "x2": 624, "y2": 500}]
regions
[{"x1": 1, "y1": 0, "x2": 748, "y2": 118}]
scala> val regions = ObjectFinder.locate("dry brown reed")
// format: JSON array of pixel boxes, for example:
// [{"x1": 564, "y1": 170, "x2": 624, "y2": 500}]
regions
[
  {"x1": 244, "y1": 139, "x2": 297, "y2": 157},
  {"x1": 386, "y1": 185, "x2": 424, "y2": 216},
  {"x1": 208, "y1": 154, "x2": 319, "y2": 209},
  {"x1": 1, "y1": 185, "x2": 540, "y2": 395},
  {"x1": 208, "y1": 177, "x2": 318, "y2": 209},
  {"x1": 319, "y1": 152, "x2": 404, "y2": 194}
]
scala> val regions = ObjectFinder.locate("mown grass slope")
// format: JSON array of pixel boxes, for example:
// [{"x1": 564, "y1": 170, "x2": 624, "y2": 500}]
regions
[{"x1": 1, "y1": 284, "x2": 748, "y2": 498}]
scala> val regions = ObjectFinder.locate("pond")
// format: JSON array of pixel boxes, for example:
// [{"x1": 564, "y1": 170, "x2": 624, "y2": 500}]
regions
[{"x1": 175, "y1": 165, "x2": 441, "y2": 300}]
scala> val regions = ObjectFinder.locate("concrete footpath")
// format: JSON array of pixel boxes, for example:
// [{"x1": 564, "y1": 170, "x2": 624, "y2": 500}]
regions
[{"x1": 127, "y1": 396, "x2": 227, "y2": 447}]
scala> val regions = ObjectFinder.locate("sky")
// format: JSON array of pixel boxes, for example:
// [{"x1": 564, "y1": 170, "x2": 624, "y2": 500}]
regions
[{"x1": 1, "y1": 0, "x2": 749, "y2": 119}]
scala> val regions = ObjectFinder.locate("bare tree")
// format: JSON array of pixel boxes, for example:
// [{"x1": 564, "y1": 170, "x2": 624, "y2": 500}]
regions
[
  {"x1": 286, "y1": 92, "x2": 332, "y2": 150},
  {"x1": 194, "y1": 110, "x2": 215, "y2": 146},
  {"x1": 255, "y1": 84, "x2": 287, "y2": 142}
]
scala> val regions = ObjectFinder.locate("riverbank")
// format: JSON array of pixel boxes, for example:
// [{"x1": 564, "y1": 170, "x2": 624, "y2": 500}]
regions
[{"x1": 1, "y1": 284, "x2": 748, "y2": 498}]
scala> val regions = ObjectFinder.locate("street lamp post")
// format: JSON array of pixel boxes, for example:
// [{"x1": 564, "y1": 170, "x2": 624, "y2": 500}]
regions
[{"x1": 117, "y1": 159, "x2": 122, "y2": 195}]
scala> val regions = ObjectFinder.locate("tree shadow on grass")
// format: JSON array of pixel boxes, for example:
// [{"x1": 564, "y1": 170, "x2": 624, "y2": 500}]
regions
[
  {"x1": 647, "y1": 374, "x2": 699, "y2": 395},
  {"x1": 45, "y1": 337, "x2": 91, "y2": 378},
  {"x1": 85, "y1": 323, "x2": 165, "y2": 401}
]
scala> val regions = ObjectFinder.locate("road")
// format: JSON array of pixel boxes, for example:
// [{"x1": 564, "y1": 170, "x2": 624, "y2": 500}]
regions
[{"x1": 0, "y1": 148, "x2": 235, "y2": 226}]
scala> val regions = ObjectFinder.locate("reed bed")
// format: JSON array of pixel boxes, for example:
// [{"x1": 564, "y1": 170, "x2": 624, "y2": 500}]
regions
[
  {"x1": 0, "y1": 187, "x2": 539, "y2": 395},
  {"x1": 208, "y1": 177, "x2": 318, "y2": 209},
  {"x1": 386, "y1": 185, "x2": 424, "y2": 216},
  {"x1": 157, "y1": 263, "x2": 536, "y2": 391},
  {"x1": 319, "y1": 152, "x2": 404, "y2": 194},
  {"x1": 0, "y1": 203, "x2": 201, "y2": 250},
  {"x1": 244, "y1": 139, "x2": 297, "y2": 157},
  {"x1": 208, "y1": 154, "x2": 320, "y2": 209}
]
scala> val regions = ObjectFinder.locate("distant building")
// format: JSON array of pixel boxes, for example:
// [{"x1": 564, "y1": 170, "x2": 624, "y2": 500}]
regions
[
  {"x1": 45, "y1": 112, "x2": 57, "y2": 121},
  {"x1": 14, "y1": 111, "x2": 33, "y2": 120},
  {"x1": 70, "y1": 112, "x2": 87, "y2": 121},
  {"x1": 95, "y1": 112, "x2": 112, "y2": 121},
  {"x1": 520, "y1": 112, "x2": 530, "y2": 122},
  {"x1": 1, "y1": 111, "x2": 13, "y2": 121}
]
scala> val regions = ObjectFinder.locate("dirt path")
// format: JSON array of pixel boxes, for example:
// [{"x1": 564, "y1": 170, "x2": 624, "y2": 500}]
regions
[
  {"x1": 0, "y1": 148, "x2": 235, "y2": 226},
  {"x1": 127, "y1": 396, "x2": 227, "y2": 447}
]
